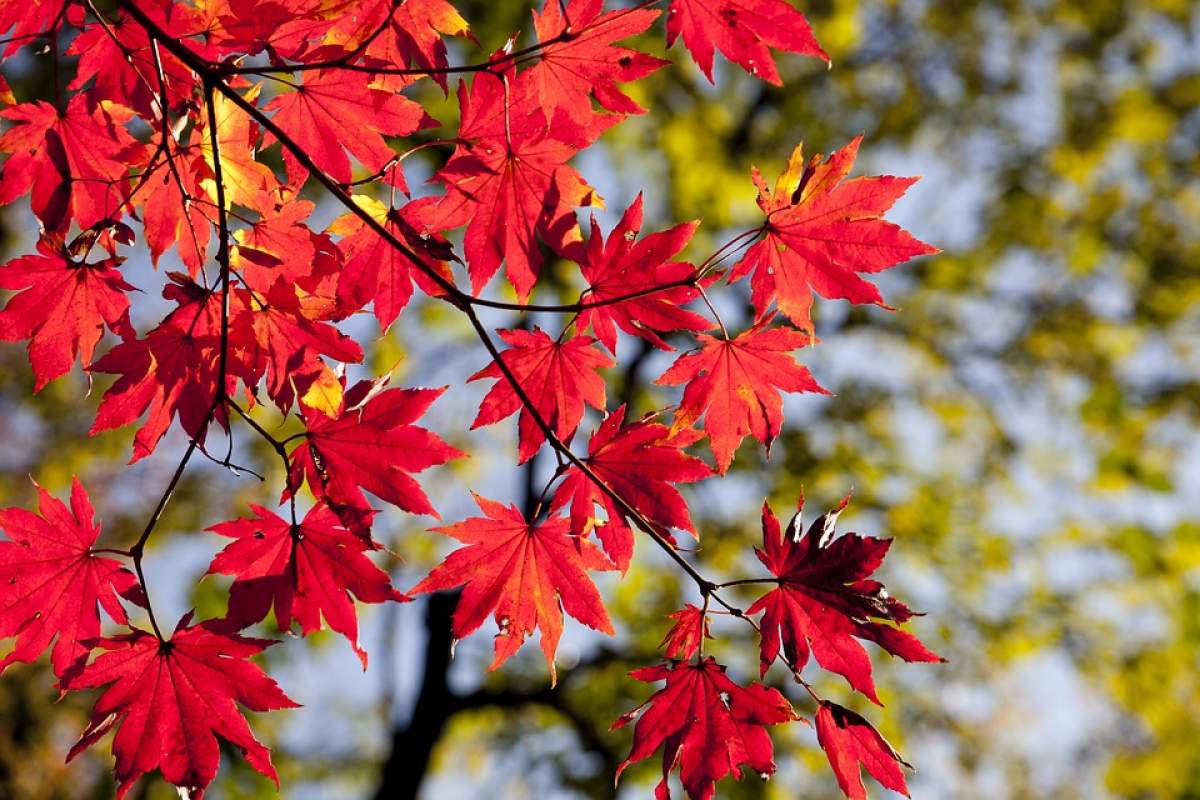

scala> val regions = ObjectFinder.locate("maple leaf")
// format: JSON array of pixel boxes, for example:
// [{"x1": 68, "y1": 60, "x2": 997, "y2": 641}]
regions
[
  {"x1": 67, "y1": 7, "x2": 200, "y2": 118},
  {"x1": 666, "y1": 0, "x2": 828, "y2": 85},
  {"x1": 0, "y1": 95, "x2": 142, "y2": 232},
  {"x1": 327, "y1": 0, "x2": 474, "y2": 89},
  {"x1": 0, "y1": 237, "x2": 135, "y2": 390},
  {"x1": 199, "y1": 0, "x2": 312, "y2": 59},
  {"x1": 329, "y1": 194, "x2": 456, "y2": 331},
  {"x1": 197, "y1": 84, "x2": 278, "y2": 213},
  {"x1": 266, "y1": 69, "x2": 435, "y2": 185},
  {"x1": 236, "y1": 279, "x2": 364, "y2": 412},
  {"x1": 65, "y1": 616, "x2": 298, "y2": 800},
  {"x1": 0, "y1": 478, "x2": 143, "y2": 679},
  {"x1": 613, "y1": 658, "x2": 797, "y2": 800},
  {"x1": 527, "y1": 0, "x2": 669, "y2": 121},
  {"x1": 410, "y1": 495, "x2": 614, "y2": 684},
  {"x1": 136, "y1": 145, "x2": 213, "y2": 277},
  {"x1": 207, "y1": 503, "x2": 405, "y2": 667},
  {"x1": 287, "y1": 379, "x2": 464, "y2": 531},
  {"x1": 816, "y1": 701, "x2": 912, "y2": 800},
  {"x1": 575, "y1": 194, "x2": 710, "y2": 354},
  {"x1": 413, "y1": 66, "x2": 612, "y2": 299},
  {"x1": 90, "y1": 274, "x2": 236, "y2": 463},
  {"x1": 729, "y1": 137, "x2": 939, "y2": 331},
  {"x1": 746, "y1": 497, "x2": 942, "y2": 703},
  {"x1": 0, "y1": 0, "x2": 68, "y2": 57},
  {"x1": 550, "y1": 405, "x2": 711, "y2": 570},
  {"x1": 231, "y1": 198, "x2": 340, "y2": 305},
  {"x1": 469, "y1": 327, "x2": 614, "y2": 464},
  {"x1": 655, "y1": 314, "x2": 828, "y2": 473},
  {"x1": 660, "y1": 604, "x2": 712, "y2": 660}
]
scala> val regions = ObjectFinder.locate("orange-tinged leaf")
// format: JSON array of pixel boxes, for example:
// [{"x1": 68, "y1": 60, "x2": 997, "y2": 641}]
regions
[
  {"x1": 469, "y1": 327, "x2": 614, "y2": 464},
  {"x1": 137, "y1": 147, "x2": 213, "y2": 277},
  {"x1": 730, "y1": 137, "x2": 939, "y2": 330},
  {"x1": 266, "y1": 69, "x2": 435, "y2": 185},
  {"x1": 327, "y1": 0, "x2": 474, "y2": 90},
  {"x1": 550, "y1": 405, "x2": 711, "y2": 570},
  {"x1": 299, "y1": 363, "x2": 345, "y2": 418},
  {"x1": 0, "y1": 73, "x2": 15, "y2": 106},
  {"x1": 655, "y1": 314, "x2": 828, "y2": 472},
  {"x1": 410, "y1": 495, "x2": 614, "y2": 685},
  {"x1": 198, "y1": 85, "x2": 277, "y2": 213}
]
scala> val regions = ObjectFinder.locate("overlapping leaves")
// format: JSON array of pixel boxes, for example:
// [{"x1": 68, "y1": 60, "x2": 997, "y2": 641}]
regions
[{"x1": 0, "y1": 2, "x2": 943, "y2": 799}]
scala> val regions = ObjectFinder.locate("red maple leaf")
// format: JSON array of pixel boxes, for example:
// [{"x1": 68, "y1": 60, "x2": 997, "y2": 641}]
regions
[
  {"x1": 527, "y1": 0, "x2": 669, "y2": 121},
  {"x1": 816, "y1": 701, "x2": 912, "y2": 800},
  {"x1": 199, "y1": 0, "x2": 313, "y2": 60},
  {"x1": 65, "y1": 616, "x2": 298, "y2": 800},
  {"x1": 660, "y1": 604, "x2": 712, "y2": 660},
  {"x1": 90, "y1": 274, "x2": 237, "y2": 463},
  {"x1": 613, "y1": 658, "x2": 797, "y2": 800},
  {"x1": 327, "y1": 0, "x2": 474, "y2": 89},
  {"x1": 410, "y1": 495, "x2": 614, "y2": 684},
  {"x1": 136, "y1": 144, "x2": 213, "y2": 277},
  {"x1": 575, "y1": 194, "x2": 710, "y2": 354},
  {"x1": 655, "y1": 314, "x2": 828, "y2": 473},
  {"x1": 231, "y1": 198, "x2": 340, "y2": 304},
  {"x1": 0, "y1": 236, "x2": 135, "y2": 390},
  {"x1": 235, "y1": 279, "x2": 364, "y2": 411},
  {"x1": 469, "y1": 327, "x2": 614, "y2": 464},
  {"x1": 226, "y1": 200, "x2": 368, "y2": 410},
  {"x1": 729, "y1": 137, "x2": 939, "y2": 331},
  {"x1": 287, "y1": 379, "x2": 464, "y2": 530},
  {"x1": 329, "y1": 194, "x2": 456, "y2": 331},
  {"x1": 266, "y1": 69, "x2": 435, "y2": 185},
  {"x1": 0, "y1": 0, "x2": 70, "y2": 57},
  {"x1": 0, "y1": 478, "x2": 143, "y2": 679},
  {"x1": 67, "y1": 6, "x2": 200, "y2": 117},
  {"x1": 666, "y1": 0, "x2": 828, "y2": 85},
  {"x1": 207, "y1": 502, "x2": 405, "y2": 667},
  {"x1": 550, "y1": 405, "x2": 711, "y2": 570},
  {"x1": 413, "y1": 66, "x2": 612, "y2": 298},
  {"x1": 746, "y1": 497, "x2": 942, "y2": 703},
  {"x1": 0, "y1": 94, "x2": 143, "y2": 233}
]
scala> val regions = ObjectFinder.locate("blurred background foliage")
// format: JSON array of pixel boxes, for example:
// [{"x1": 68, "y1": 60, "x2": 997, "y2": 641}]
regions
[{"x1": 1, "y1": 0, "x2": 1198, "y2": 798}]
